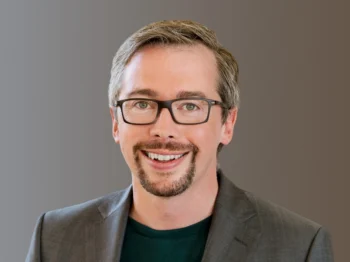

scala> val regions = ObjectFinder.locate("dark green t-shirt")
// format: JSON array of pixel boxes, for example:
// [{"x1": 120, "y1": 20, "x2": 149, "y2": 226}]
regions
[{"x1": 120, "y1": 215, "x2": 212, "y2": 262}]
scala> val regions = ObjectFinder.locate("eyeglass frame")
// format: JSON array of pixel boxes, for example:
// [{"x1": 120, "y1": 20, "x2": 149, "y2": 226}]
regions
[{"x1": 111, "y1": 97, "x2": 229, "y2": 125}]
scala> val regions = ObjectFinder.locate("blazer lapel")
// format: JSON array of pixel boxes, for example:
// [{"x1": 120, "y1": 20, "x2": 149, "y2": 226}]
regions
[
  {"x1": 83, "y1": 170, "x2": 261, "y2": 262},
  {"x1": 201, "y1": 170, "x2": 261, "y2": 262},
  {"x1": 85, "y1": 185, "x2": 132, "y2": 262}
]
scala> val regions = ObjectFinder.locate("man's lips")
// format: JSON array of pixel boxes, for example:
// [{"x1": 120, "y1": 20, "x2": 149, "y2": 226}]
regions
[
  {"x1": 140, "y1": 150, "x2": 190, "y2": 171},
  {"x1": 141, "y1": 150, "x2": 189, "y2": 155}
]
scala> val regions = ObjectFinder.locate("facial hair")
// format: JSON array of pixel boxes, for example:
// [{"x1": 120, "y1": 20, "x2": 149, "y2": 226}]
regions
[{"x1": 133, "y1": 141, "x2": 199, "y2": 197}]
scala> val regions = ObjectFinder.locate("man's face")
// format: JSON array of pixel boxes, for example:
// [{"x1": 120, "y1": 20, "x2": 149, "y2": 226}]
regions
[{"x1": 110, "y1": 44, "x2": 237, "y2": 197}]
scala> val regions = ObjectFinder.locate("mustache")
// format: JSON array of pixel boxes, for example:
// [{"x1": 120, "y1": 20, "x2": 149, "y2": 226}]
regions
[{"x1": 133, "y1": 141, "x2": 199, "y2": 154}]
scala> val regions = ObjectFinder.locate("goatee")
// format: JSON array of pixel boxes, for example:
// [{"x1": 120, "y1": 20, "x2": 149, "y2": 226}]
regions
[{"x1": 133, "y1": 141, "x2": 199, "y2": 197}]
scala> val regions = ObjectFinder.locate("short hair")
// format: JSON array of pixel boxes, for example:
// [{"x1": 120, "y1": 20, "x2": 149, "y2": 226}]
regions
[{"x1": 108, "y1": 20, "x2": 240, "y2": 153}]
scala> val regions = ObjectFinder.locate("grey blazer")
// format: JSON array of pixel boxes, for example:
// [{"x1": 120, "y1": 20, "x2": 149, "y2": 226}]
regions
[{"x1": 26, "y1": 170, "x2": 334, "y2": 261}]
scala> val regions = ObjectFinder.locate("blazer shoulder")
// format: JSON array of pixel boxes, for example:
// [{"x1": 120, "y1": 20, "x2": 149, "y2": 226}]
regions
[
  {"x1": 215, "y1": 173, "x2": 333, "y2": 260},
  {"x1": 43, "y1": 186, "x2": 131, "y2": 231},
  {"x1": 28, "y1": 187, "x2": 132, "y2": 261},
  {"x1": 244, "y1": 190, "x2": 321, "y2": 238},
  {"x1": 241, "y1": 191, "x2": 334, "y2": 260},
  {"x1": 218, "y1": 172, "x2": 321, "y2": 236}
]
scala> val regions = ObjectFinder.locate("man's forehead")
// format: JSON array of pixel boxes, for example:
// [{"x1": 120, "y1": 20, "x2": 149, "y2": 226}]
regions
[
  {"x1": 118, "y1": 43, "x2": 219, "y2": 100},
  {"x1": 125, "y1": 43, "x2": 218, "y2": 76}
]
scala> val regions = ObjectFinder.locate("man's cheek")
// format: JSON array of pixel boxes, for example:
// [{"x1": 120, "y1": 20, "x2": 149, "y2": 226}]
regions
[{"x1": 187, "y1": 130, "x2": 208, "y2": 145}]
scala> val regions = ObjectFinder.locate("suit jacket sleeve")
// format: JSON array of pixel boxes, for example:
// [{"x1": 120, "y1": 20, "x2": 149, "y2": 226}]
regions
[
  {"x1": 306, "y1": 227, "x2": 334, "y2": 262},
  {"x1": 26, "y1": 213, "x2": 45, "y2": 262}
]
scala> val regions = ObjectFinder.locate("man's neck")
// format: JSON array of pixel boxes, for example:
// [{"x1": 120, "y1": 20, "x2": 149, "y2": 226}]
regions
[{"x1": 129, "y1": 169, "x2": 219, "y2": 230}]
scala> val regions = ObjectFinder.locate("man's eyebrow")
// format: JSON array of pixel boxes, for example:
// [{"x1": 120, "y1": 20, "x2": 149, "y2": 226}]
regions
[
  {"x1": 126, "y1": 88, "x2": 159, "y2": 98},
  {"x1": 125, "y1": 89, "x2": 207, "y2": 99},
  {"x1": 176, "y1": 91, "x2": 207, "y2": 99}
]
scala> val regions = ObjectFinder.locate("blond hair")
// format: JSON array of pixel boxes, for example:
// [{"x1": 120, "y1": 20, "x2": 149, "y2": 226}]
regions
[{"x1": 108, "y1": 20, "x2": 240, "y2": 123}]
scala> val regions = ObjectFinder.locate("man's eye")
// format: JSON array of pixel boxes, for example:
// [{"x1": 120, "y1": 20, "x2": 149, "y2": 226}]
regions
[
  {"x1": 183, "y1": 103, "x2": 199, "y2": 111},
  {"x1": 135, "y1": 101, "x2": 149, "y2": 109}
]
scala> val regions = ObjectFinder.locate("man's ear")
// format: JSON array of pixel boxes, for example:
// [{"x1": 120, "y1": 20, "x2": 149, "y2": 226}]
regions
[
  {"x1": 220, "y1": 108, "x2": 238, "y2": 145},
  {"x1": 109, "y1": 108, "x2": 120, "y2": 144}
]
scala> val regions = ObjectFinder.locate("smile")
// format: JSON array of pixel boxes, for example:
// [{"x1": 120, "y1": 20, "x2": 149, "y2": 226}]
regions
[
  {"x1": 147, "y1": 152, "x2": 184, "y2": 161},
  {"x1": 141, "y1": 150, "x2": 189, "y2": 166},
  {"x1": 141, "y1": 150, "x2": 189, "y2": 162}
]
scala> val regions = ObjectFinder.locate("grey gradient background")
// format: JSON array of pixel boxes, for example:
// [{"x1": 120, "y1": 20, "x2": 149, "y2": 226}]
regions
[{"x1": 0, "y1": 0, "x2": 348, "y2": 261}]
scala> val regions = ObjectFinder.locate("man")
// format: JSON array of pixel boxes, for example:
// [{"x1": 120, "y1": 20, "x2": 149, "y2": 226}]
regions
[{"x1": 26, "y1": 20, "x2": 333, "y2": 262}]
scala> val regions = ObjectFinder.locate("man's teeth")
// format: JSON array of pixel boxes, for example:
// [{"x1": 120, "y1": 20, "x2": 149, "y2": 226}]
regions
[{"x1": 146, "y1": 152, "x2": 184, "y2": 161}]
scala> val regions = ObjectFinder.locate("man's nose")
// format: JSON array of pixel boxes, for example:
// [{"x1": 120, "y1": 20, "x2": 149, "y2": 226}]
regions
[{"x1": 149, "y1": 108, "x2": 180, "y2": 139}]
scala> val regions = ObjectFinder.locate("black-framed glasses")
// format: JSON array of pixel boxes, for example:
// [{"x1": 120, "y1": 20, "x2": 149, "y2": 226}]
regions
[{"x1": 111, "y1": 98, "x2": 228, "y2": 125}]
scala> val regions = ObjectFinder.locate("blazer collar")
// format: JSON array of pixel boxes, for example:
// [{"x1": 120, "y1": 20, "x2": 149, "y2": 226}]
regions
[
  {"x1": 85, "y1": 185, "x2": 133, "y2": 262},
  {"x1": 201, "y1": 169, "x2": 261, "y2": 262},
  {"x1": 91, "y1": 169, "x2": 261, "y2": 262}
]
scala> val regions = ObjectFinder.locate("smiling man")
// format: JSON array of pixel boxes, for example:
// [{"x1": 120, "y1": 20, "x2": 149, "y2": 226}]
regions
[{"x1": 26, "y1": 20, "x2": 333, "y2": 262}]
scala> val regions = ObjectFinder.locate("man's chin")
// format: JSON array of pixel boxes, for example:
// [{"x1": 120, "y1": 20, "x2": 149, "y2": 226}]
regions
[
  {"x1": 137, "y1": 157, "x2": 196, "y2": 197},
  {"x1": 139, "y1": 175, "x2": 193, "y2": 197}
]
